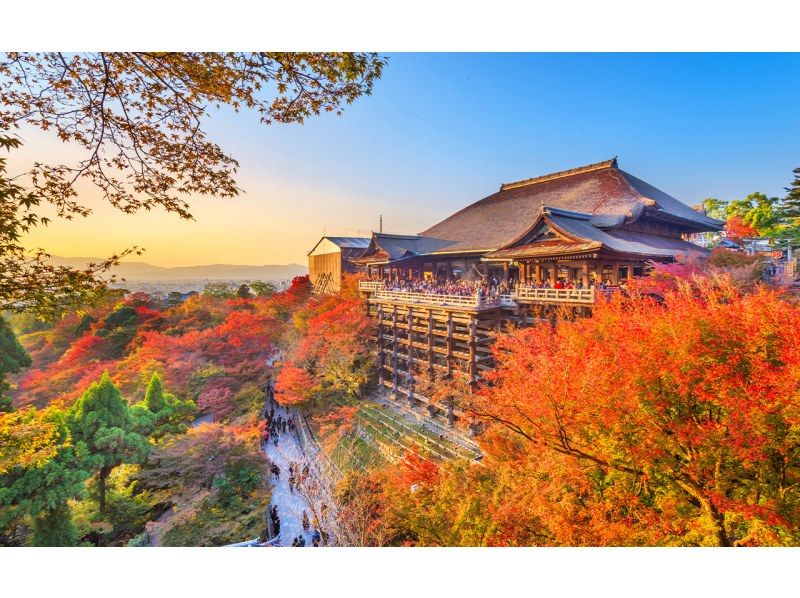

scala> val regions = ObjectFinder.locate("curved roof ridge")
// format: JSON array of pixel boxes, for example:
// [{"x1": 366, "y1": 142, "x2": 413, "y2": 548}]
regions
[
  {"x1": 500, "y1": 157, "x2": 618, "y2": 191},
  {"x1": 373, "y1": 232, "x2": 422, "y2": 240},
  {"x1": 543, "y1": 206, "x2": 592, "y2": 220}
]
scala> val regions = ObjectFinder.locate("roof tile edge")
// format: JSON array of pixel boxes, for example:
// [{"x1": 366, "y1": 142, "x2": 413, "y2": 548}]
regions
[{"x1": 500, "y1": 157, "x2": 618, "y2": 191}]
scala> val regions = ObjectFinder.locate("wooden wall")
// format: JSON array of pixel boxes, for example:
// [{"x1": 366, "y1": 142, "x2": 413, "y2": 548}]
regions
[{"x1": 309, "y1": 251, "x2": 342, "y2": 292}]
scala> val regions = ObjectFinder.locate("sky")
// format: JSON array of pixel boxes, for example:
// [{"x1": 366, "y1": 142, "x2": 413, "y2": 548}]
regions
[{"x1": 14, "y1": 52, "x2": 800, "y2": 267}]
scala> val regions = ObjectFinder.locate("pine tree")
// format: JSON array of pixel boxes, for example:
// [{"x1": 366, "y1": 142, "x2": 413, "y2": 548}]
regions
[
  {"x1": 0, "y1": 407, "x2": 93, "y2": 546},
  {"x1": 144, "y1": 372, "x2": 167, "y2": 413},
  {"x1": 0, "y1": 316, "x2": 32, "y2": 412},
  {"x1": 781, "y1": 167, "x2": 800, "y2": 218},
  {"x1": 139, "y1": 372, "x2": 195, "y2": 440},
  {"x1": 66, "y1": 373, "x2": 150, "y2": 517}
]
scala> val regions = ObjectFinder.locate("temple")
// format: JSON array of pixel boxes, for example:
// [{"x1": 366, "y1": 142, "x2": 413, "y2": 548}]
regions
[
  {"x1": 309, "y1": 158, "x2": 723, "y2": 425},
  {"x1": 353, "y1": 158, "x2": 720, "y2": 288}
]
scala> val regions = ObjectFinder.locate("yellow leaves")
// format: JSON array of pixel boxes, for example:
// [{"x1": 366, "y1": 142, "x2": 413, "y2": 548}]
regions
[{"x1": 0, "y1": 406, "x2": 61, "y2": 475}]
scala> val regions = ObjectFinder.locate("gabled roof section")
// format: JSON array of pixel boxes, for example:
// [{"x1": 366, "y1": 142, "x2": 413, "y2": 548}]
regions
[
  {"x1": 325, "y1": 236, "x2": 371, "y2": 249},
  {"x1": 307, "y1": 235, "x2": 371, "y2": 256},
  {"x1": 486, "y1": 211, "x2": 710, "y2": 260},
  {"x1": 352, "y1": 232, "x2": 454, "y2": 264},
  {"x1": 418, "y1": 158, "x2": 723, "y2": 256}
]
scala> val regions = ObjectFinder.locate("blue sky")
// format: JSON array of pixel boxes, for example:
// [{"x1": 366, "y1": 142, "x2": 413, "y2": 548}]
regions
[{"x1": 23, "y1": 53, "x2": 800, "y2": 266}]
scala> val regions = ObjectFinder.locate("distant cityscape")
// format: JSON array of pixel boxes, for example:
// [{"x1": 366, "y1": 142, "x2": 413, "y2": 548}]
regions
[{"x1": 49, "y1": 256, "x2": 309, "y2": 296}]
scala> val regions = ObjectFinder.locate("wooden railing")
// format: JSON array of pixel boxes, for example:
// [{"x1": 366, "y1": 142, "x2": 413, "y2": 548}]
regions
[
  {"x1": 373, "y1": 289, "x2": 490, "y2": 309},
  {"x1": 363, "y1": 283, "x2": 596, "y2": 308},
  {"x1": 514, "y1": 287, "x2": 595, "y2": 304},
  {"x1": 358, "y1": 280, "x2": 384, "y2": 292}
]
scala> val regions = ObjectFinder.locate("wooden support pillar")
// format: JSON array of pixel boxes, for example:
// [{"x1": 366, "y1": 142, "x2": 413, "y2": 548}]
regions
[
  {"x1": 391, "y1": 306, "x2": 398, "y2": 399},
  {"x1": 426, "y1": 310, "x2": 434, "y2": 378},
  {"x1": 611, "y1": 263, "x2": 619, "y2": 285},
  {"x1": 581, "y1": 262, "x2": 590, "y2": 287},
  {"x1": 534, "y1": 263, "x2": 542, "y2": 284},
  {"x1": 407, "y1": 309, "x2": 415, "y2": 406},
  {"x1": 550, "y1": 263, "x2": 558, "y2": 286},
  {"x1": 468, "y1": 317, "x2": 478, "y2": 384},
  {"x1": 377, "y1": 305, "x2": 385, "y2": 386},
  {"x1": 502, "y1": 261, "x2": 510, "y2": 284},
  {"x1": 627, "y1": 263, "x2": 634, "y2": 283},
  {"x1": 446, "y1": 312, "x2": 454, "y2": 378}
]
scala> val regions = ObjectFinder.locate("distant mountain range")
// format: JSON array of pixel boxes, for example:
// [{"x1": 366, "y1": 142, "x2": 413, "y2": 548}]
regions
[{"x1": 49, "y1": 256, "x2": 308, "y2": 281}]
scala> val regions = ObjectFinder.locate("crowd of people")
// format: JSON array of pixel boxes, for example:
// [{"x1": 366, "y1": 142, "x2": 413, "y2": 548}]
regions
[
  {"x1": 261, "y1": 378, "x2": 326, "y2": 547},
  {"x1": 368, "y1": 275, "x2": 514, "y2": 299},
  {"x1": 365, "y1": 274, "x2": 623, "y2": 298},
  {"x1": 516, "y1": 278, "x2": 623, "y2": 291}
]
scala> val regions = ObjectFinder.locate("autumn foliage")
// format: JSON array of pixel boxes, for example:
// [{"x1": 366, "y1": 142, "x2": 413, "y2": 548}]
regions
[
  {"x1": 456, "y1": 276, "x2": 800, "y2": 546},
  {"x1": 274, "y1": 365, "x2": 315, "y2": 406},
  {"x1": 725, "y1": 214, "x2": 759, "y2": 244}
]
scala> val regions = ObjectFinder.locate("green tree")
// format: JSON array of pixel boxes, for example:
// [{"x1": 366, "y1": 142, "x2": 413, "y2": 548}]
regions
[
  {"x1": 0, "y1": 407, "x2": 93, "y2": 546},
  {"x1": 0, "y1": 315, "x2": 31, "y2": 412},
  {"x1": 236, "y1": 284, "x2": 253, "y2": 299},
  {"x1": 32, "y1": 504, "x2": 79, "y2": 547},
  {"x1": 138, "y1": 373, "x2": 195, "y2": 440},
  {"x1": 701, "y1": 197, "x2": 728, "y2": 220},
  {"x1": 781, "y1": 167, "x2": 800, "y2": 218},
  {"x1": 248, "y1": 281, "x2": 277, "y2": 297},
  {"x1": 703, "y1": 193, "x2": 788, "y2": 239},
  {"x1": 165, "y1": 291, "x2": 184, "y2": 307},
  {"x1": 0, "y1": 52, "x2": 384, "y2": 317},
  {"x1": 66, "y1": 373, "x2": 151, "y2": 517}
]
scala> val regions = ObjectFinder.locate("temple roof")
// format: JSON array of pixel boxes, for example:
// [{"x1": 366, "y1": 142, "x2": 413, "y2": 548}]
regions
[
  {"x1": 351, "y1": 159, "x2": 721, "y2": 266},
  {"x1": 486, "y1": 211, "x2": 710, "y2": 260},
  {"x1": 418, "y1": 158, "x2": 722, "y2": 255},
  {"x1": 323, "y1": 237, "x2": 371, "y2": 249}
]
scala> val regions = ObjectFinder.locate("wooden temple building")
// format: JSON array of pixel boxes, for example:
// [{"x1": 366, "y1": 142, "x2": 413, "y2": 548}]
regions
[
  {"x1": 308, "y1": 236, "x2": 371, "y2": 293},
  {"x1": 309, "y1": 158, "x2": 723, "y2": 423}
]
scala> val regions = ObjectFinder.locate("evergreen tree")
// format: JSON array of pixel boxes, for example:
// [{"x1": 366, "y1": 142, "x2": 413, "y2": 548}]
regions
[
  {"x1": 0, "y1": 316, "x2": 32, "y2": 412},
  {"x1": 0, "y1": 408, "x2": 93, "y2": 546},
  {"x1": 32, "y1": 504, "x2": 79, "y2": 547},
  {"x1": 144, "y1": 372, "x2": 167, "y2": 413},
  {"x1": 236, "y1": 284, "x2": 253, "y2": 299},
  {"x1": 138, "y1": 373, "x2": 195, "y2": 440},
  {"x1": 249, "y1": 281, "x2": 277, "y2": 297},
  {"x1": 782, "y1": 167, "x2": 800, "y2": 218},
  {"x1": 66, "y1": 373, "x2": 150, "y2": 517}
]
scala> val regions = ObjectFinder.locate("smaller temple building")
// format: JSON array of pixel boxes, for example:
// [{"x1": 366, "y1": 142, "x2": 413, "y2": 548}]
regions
[{"x1": 307, "y1": 236, "x2": 370, "y2": 293}]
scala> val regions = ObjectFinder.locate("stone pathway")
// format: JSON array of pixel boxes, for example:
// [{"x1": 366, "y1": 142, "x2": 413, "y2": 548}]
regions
[{"x1": 263, "y1": 403, "x2": 317, "y2": 547}]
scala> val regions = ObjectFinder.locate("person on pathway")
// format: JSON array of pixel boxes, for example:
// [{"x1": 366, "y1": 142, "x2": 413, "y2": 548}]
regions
[
  {"x1": 312, "y1": 530, "x2": 321, "y2": 547},
  {"x1": 302, "y1": 510, "x2": 310, "y2": 532}
]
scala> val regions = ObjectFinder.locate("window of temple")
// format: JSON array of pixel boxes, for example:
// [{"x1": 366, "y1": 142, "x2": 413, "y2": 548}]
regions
[{"x1": 602, "y1": 264, "x2": 613, "y2": 283}]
